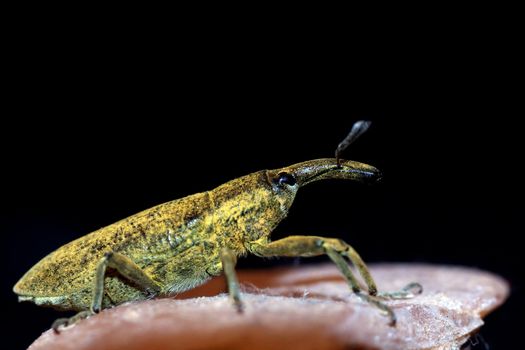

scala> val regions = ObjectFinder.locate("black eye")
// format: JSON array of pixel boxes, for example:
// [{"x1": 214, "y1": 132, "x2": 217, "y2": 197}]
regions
[{"x1": 277, "y1": 172, "x2": 296, "y2": 186}]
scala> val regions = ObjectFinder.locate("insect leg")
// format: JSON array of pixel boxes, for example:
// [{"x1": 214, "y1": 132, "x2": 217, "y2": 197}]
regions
[
  {"x1": 329, "y1": 244, "x2": 422, "y2": 303},
  {"x1": 325, "y1": 248, "x2": 396, "y2": 325},
  {"x1": 248, "y1": 235, "x2": 422, "y2": 326},
  {"x1": 52, "y1": 311, "x2": 92, "y2": 333},
  {"x1": 376, "y1": 282, "x2": 423, "y2": 299},
  {"x1": 325, "y1": 248, "x2": 361, "y2": 292},
  {"x1": 92, "y1": 252, "x2": 161, "y2": 313},
  {"x1": 220, "y1": 247, "x2": 243, "y2": 312},
  {"x1": 248, "y1": 236, "x2": 378, "y2": 293},
  {"x1": 52, "y1": 252, "x2": 161, "y2": 333}
]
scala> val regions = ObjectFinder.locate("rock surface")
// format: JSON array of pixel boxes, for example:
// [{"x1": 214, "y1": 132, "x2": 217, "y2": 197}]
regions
[{"x1": 29, "y1": 264, "x2": 508, "y2": 350}]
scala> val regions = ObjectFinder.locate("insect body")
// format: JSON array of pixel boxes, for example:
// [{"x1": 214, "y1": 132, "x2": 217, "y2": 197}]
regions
[{"x1": 14, "y1": 121, "x2": 422, "y2": 331}]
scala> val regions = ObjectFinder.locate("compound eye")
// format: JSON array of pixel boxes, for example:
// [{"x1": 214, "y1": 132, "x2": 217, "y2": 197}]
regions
[{"x1": 277, "y1": 172, "x2": 296, "y2": 186}]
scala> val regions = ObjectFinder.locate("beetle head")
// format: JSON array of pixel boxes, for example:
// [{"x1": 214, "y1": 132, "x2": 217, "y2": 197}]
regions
[
  {"x1": 266, "y1": 158, "x2": 382, "y2": 216},
  {"x1": 218, "y1": 120, "x2": 381, "y2": 243}
]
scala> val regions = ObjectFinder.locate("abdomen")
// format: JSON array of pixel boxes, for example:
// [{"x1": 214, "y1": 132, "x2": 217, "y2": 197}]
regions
[{"x1": 13, "y1": 191, "x2": 215, "y2": 310}]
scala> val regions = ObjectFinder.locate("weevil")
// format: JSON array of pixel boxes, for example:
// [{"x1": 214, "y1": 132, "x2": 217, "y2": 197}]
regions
[{"x1": 14, "y1": 121, "x2": 422, "y2": 332}]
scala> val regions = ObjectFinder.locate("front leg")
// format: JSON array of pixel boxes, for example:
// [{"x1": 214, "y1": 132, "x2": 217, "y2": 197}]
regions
[{"x1": 248, "y1": 236, "x2": 422, "y2": 326}]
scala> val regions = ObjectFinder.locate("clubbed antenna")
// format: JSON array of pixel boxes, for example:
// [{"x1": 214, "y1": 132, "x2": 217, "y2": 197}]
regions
[{"x1": 335, "y1": 120, "x2": 372, "y2": 167}]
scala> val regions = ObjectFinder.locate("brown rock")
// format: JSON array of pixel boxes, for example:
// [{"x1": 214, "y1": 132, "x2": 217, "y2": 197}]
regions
[{"x1": 28, "y1": 264, "x2": 508, "y2": 350}]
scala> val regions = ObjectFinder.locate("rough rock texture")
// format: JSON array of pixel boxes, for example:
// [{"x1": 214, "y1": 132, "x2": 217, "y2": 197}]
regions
[{"x1": 28, "y1": 264, "x2": 508, "y2": 350}]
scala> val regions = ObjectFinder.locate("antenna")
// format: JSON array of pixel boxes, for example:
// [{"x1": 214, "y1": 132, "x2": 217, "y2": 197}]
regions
[{"x1": 335, "y1": 120, "x2": 372, "y2": 167}]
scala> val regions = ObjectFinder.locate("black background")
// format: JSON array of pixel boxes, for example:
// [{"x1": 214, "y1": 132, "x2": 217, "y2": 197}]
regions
[{"x1": 3, "y1": 19, "x2": 522, "y2": 349}]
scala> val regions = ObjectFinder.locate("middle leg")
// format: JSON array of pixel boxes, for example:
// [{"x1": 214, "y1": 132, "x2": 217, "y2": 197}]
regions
[{"x1": 220, "y1": 247, "x2": 243, "y2": 312}]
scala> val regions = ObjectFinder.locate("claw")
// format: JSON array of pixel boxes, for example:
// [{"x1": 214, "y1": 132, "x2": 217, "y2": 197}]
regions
[
  {"x1": 403, "y1": 282, "x2": 423, "y2": 295},
  {"x1": 52, "y1": 318, "x2": 69, "y2": 334},
  {"x1": 355, "y1": 292, "x2": 397, "y2": 327},
  {"x1": 377, "y1": 282, "x2": 424, "y2": 300},
  {"x1": 51, "y1": 310, "x2": 94, "y2": 334},
  {"x1": 233, "y1": 298, "x2": 244, "y2": 314}
]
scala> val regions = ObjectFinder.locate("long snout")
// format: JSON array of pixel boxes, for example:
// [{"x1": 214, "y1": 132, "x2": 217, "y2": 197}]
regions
[{"x1": 279, "y1": 158, "x2": 382, "y2": 187}]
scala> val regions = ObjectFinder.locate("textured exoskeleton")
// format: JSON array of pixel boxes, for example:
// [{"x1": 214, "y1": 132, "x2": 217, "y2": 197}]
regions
[{"x1": 14, "y1": 123, "x2": 422, "y2": 332}]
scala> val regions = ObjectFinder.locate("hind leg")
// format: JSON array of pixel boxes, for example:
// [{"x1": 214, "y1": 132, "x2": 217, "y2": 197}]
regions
[{"x1": 53, "y1": 252, "x2": 161, "y2": 333}]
